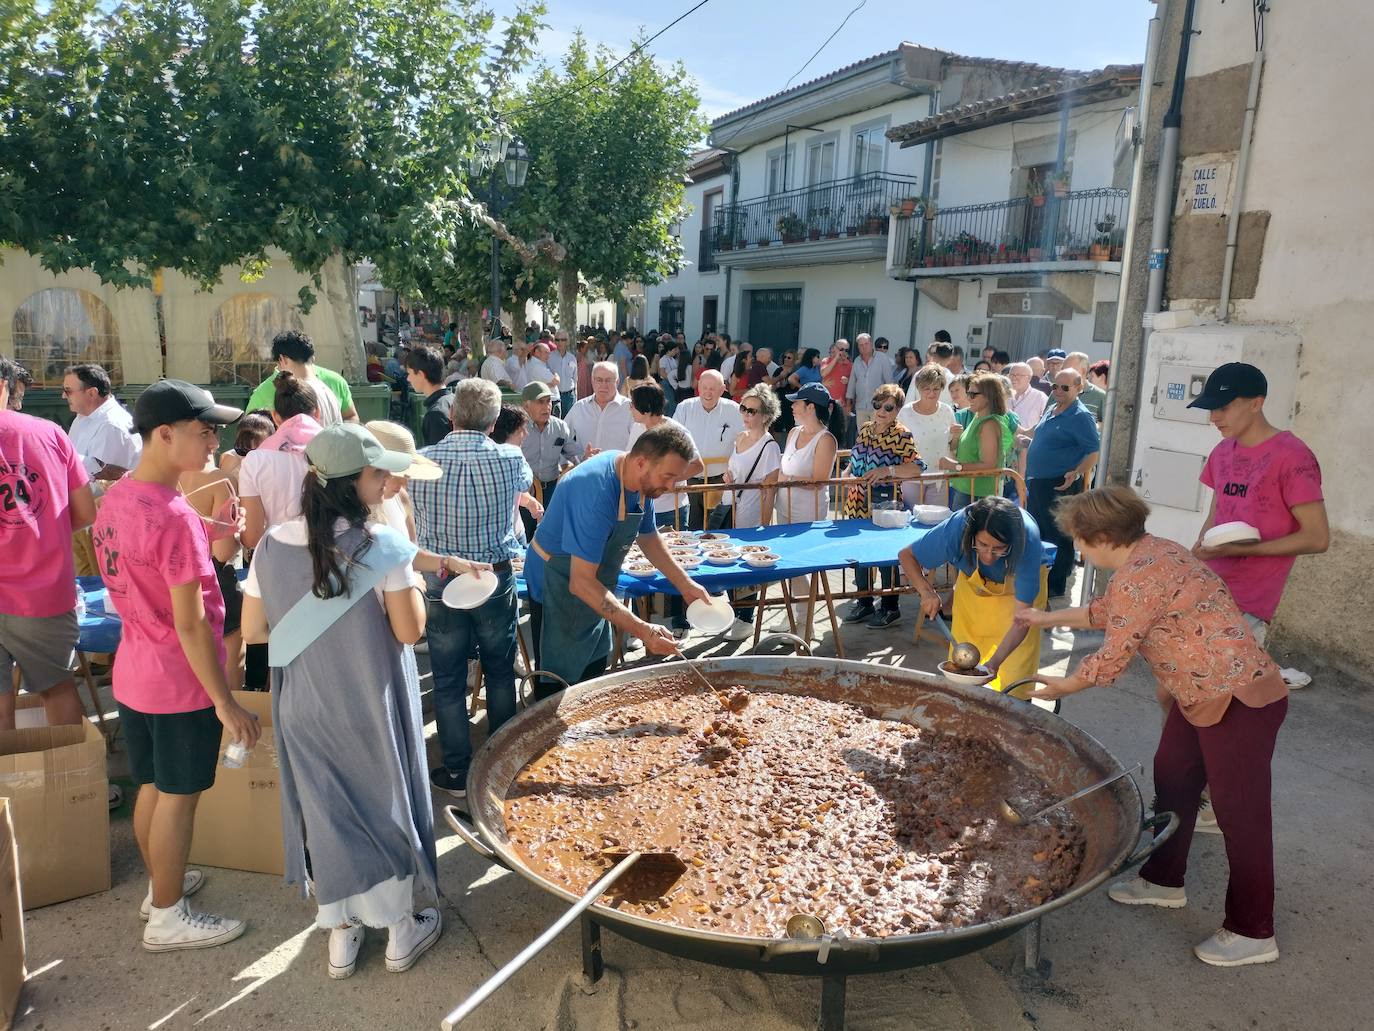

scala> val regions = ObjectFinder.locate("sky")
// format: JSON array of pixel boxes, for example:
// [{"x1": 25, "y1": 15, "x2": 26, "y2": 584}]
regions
[{"x1": 488, "y1": 0, "x2": 1157, "y2": 121}]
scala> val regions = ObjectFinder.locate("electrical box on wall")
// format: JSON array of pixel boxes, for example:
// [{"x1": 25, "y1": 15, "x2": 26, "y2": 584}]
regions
[
  {"x1": 1153, "y1": 364, "x2": 1214, "y2": 424},
  {"x1": 1135, "y1": 447, "x2": 1207, "y2": 511}
]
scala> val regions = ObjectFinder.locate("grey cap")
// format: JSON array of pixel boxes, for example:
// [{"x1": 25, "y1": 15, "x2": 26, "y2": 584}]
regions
[{"x1": 304, "y1": 423, "x2": 413, "y2": 481}]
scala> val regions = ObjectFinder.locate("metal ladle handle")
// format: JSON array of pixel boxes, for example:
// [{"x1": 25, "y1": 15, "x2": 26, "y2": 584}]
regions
[{"x1": 1023, "y1": 763, "x2": 1143, "y2": 823}]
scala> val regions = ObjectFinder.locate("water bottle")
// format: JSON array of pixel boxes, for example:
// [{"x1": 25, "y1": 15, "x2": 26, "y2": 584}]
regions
[
  {"x1": 222, "y1": 741, "x2": 250, "y2": 768},
  {"x1": 74, "y1": 592, "x2": 87, "y2": 622}
]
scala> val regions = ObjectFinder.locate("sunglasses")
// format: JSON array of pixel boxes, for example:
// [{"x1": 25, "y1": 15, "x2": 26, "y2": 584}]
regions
[
  {"x1": 740, "y1": 405, "x2": 761, "y2": 415},
  {"x1": 871, "y1": 400, "x2": 897, "y2": 413},
  {"x1": 1053, "y1": 384, "x2": 1074, "y2": 392}
]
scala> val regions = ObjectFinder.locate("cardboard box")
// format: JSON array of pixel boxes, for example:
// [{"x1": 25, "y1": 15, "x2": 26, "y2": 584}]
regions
[
  {"x1": 188, "y1": 691, "x2": 284, "y2": 876},
  {"x1": 0, "y1": 800, "x2": 26, "y2": 1031},
  {"x1": 0, "y1": 699, "x2": 110, "y2": 910}
]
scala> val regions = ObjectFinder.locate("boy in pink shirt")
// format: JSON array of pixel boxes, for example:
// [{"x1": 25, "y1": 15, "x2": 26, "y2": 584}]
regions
[
  {"x1": 0, "y1": 357, "x2": 96, "y2": 729},
  {"x1": 1188, "y1": 363, "x2": 1328, "y2": 640},
  {"x1": 93, "y1": 380, "x2": 260, "y2": 953}
]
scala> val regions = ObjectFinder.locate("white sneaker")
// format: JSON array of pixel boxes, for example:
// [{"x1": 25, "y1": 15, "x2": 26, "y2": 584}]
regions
[
  {"x1": 1196, "y1": 799, "x2": 1222, "y2": 835},
  {"x1": 139, "y1": 869, "x2": 206, "y2": 921},
  {"x1": 143, "y1": 898, "x2": 246, "y2": 952},
  {"x1": 1107, "y1": 876, "x2": 1187, "y2": 908},
  {"x1": 385, "y1": 908, "x2": 442, "y2": 972},
  {"x1": 724, "y1": 618, "x2": 753, "y2": 642},
  {"x1": 328, "y1": 924, "x2": 364, "y2": 979},
  {"x1": 1194, "y1": 928, "x2": 1279, "y2": 967}
]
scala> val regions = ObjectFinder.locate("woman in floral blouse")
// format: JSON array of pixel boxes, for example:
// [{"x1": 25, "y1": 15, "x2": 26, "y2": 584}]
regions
[
  {"x1": 1019, "y1": 485, "x2": 1287, "y2": 969},
  {"x1": 842, "y1": 384, "x2": 925, "y2": 629}
]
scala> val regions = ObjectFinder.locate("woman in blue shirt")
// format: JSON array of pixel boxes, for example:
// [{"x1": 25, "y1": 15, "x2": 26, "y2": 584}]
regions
[{"x1": 898, "y1": 496, "x2": 1049, "y2": 695}]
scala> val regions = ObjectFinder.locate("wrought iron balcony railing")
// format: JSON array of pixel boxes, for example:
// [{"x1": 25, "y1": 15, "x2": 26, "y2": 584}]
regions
[
  {"x1": 892, "y1": 188, "x2": 1130, "y2": 270},
  {"x1": 711, "y1": 172, "x2": 924, "y2": 252}
]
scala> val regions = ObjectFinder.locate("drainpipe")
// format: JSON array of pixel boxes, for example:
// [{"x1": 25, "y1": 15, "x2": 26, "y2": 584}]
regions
[
  {"x1": 721, "y1": 156, "x2": 738, "y2": 335},
  {"x1": 1143, "y1": 0, "x2": 1198, "y2": 318},
  {"x1": 1078, "y1": 0, "x2": 1169, "y2": 605},
  {"x1": 1218, "y1": 48, "x2": 1264, "y2": 322}
]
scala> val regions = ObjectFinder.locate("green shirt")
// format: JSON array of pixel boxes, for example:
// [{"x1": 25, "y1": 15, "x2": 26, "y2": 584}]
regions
[
  {"x1": 245, "y1": 365, "x2": 354, "y2": 416},
  {"x1": 1077, "y1": 382, "x2": 1106, "y2": 420},
  {"x1": 952, "y1": 413, "x2": 1015, "y2": 497}
]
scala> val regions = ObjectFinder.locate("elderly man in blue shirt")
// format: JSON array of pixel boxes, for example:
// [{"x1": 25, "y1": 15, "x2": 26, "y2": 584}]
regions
[
  {"x1": 410, "y1": 378, "x2": 532, "y2": 802},
  {"x1": 1021, "y1": 368, "x2": 1100, "y2": 598}
]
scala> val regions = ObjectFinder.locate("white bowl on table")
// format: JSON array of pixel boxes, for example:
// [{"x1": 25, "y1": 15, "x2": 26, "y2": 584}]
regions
[
  {"x1": 743, "y1": 551, "x2": 781, "y2": 568},
  {"x1": 872, "y1": 504, "x2": 912, "y2": 529},
  {"x1": 623, "y1": 564, "x2": 658, "y2": 579},
  {"x1": 913, "y1": 504, "x2": 953, "y2": 526},
  {"x1": 704, "y1": 550, "x2": 740, "y2": 566}
]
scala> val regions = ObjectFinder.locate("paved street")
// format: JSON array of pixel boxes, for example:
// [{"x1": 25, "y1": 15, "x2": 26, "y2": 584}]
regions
[{"x1": 16, "y1": 573, "x2": 1373, "y2": 1030}]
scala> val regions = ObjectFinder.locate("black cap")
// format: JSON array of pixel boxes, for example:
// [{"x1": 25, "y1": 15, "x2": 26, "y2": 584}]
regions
[
  {"x1": 134, "y1": 380, "x2": 243, "y2": 434},
  {"x1": 1187, "y1": 362, "x2": 1268, "y2": 410}
]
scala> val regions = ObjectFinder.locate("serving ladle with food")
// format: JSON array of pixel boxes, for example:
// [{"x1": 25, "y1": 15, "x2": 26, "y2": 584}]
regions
[
  {"x1": 999, "y1": 763, "x2": 1142, "y2": 826},
  {"x1": 929, "y1": 612, "x2": 981, "y2": 670}
]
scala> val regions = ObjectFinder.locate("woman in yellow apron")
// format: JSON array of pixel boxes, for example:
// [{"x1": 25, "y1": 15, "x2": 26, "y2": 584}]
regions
[{"x1": 898, "y1": 496, "x2": 1049, "y2": 697}]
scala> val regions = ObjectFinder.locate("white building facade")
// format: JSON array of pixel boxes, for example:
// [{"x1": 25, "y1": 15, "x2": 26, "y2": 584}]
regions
[{"x1": 702, "y1": 45, "x2": 1137, "y2": 361}]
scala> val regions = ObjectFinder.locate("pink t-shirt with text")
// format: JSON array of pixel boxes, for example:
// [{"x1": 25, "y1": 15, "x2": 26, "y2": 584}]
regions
[
  {"x1": 1200, "y1": 430, "x2": 1323, "y2": 622},
  {"x1": 0, "y1": 410, "x2": 89, "y2": 617},
  {"x1": 92, "y1": 479, "x2": 225, "y2": 714}
]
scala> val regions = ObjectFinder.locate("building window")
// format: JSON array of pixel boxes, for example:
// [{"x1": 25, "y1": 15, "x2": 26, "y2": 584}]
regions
[
  {"x1": 12, "y1": 288, "x2": 124, "y2": 387},
  {"x1": 834, "y1": 304, "x2": 875, "y2": 346},
  {"x1": 852, "y1": 122, "x2": 888, "y2": 177},
  {"x1": 659, "y1": 298, "x2": 685, "y2": 338},
  {"x1": 209, "y1": 294, "x2": 305, "y2": 385},
  {"x1": 766, "y1": 145, "x2": 794, "y2": 196}
]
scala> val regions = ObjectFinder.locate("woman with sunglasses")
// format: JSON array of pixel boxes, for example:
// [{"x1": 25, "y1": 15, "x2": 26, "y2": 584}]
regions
[
  {"x1": 940, "y1": 372, "x2": 1015, "y2": 510},
  {"x1": 843, "y1": 385, "x2": 926, "y2": 628},
  {"x1": 898, "y1": 494, "x2": 1048, "y2": 695}
]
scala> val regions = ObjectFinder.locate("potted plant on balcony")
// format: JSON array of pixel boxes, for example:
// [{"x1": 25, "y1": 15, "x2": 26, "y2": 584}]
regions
[
  {"x1": 776, "y1": 213, "x2": 805, "y2": 244},
  {"x1": 899, "y1": 195, "x2": 922, "y2": 217},
  {"x1": 1027, "y1": 180, "x2": 1046, "y2": 208},
  {"x1": 1091, "y1": 214, "x2": 1117, "y2": 261},
  {"x1": 1050, "y1": 173, "x2": 1070, "y2": 199},
  {"x1": 862, "y1": 205, "x2": 887, "y2": 235}
]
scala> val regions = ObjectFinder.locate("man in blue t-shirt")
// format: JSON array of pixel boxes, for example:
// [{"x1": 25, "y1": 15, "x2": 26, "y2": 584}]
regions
[{"x1": 524, "y1": 425, "x2": 712, "y2": 695}]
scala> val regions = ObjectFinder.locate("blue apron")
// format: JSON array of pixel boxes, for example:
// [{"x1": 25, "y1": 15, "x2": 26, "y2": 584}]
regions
[{"x1": 531, "y1": 458, "x2": 644, "y2": 686}]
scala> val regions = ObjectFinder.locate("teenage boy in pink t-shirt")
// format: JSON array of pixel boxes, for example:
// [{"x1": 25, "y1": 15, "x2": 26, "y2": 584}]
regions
[
  {"x1": 1188, "y1": 363, "x2": 1328, "y2": 641},
  {"x1": 0, "y1": 357, "x2": 96, "y2": 729},
  {"x1": 93, "y1": 380, "x2": 260, "y2": 953}
]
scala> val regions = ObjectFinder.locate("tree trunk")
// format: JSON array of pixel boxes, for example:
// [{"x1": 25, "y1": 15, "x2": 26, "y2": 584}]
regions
[
  {"x1": 557, "y1": 265, "x2": 579, "y2": 339},
  {"x1": 462, "y1": 307, "x2": 484, "y2": 363}
]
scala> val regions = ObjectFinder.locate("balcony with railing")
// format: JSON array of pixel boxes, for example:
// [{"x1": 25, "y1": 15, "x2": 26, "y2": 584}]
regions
[
  {"x1": 888, "y1": 188, "x2": 1130, "y2": 278},
  {"x1": 711, "y1": 172, "x2": 924, "y2": 270}
]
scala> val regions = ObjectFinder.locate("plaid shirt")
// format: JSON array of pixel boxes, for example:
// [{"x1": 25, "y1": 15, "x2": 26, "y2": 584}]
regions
[{"x1": 411, "y1": 431, "x2": 532, "y2": 564}]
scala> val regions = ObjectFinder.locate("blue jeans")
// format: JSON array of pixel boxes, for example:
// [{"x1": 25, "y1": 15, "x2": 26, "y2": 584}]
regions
[
  {"x1": 558, "y1": 391, "x2": 575, "y2": 419},
  {"x1": 663, "y1": 382, "x2": 677, "y2": 416},
  {"x1": 949, "y1": 487, "x2": 973, "y2": 511},
  {"x1": 425, "y1": 568, "x2": 518, "y2": 777}
]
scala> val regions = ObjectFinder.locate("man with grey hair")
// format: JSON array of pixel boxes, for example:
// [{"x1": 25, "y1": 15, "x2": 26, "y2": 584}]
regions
[
  {"x1": 845, "y1": 333, "x2": 896, "y2": 437},
  {"x1": 479, "y1": 339, "x2": 512, "y2": 388},
  {"x1": 1026, "y1": 355, "x2": 1052, "y2": 395},
  {"x1": 672, "y1": 369, "x2": 741, "y2": 528},
  {"x1": 565, "y1": 360, "x2": 634, "y2": 456},
  {"x1": 410, "y1": 378, "x2": 532, "y2": 802}
]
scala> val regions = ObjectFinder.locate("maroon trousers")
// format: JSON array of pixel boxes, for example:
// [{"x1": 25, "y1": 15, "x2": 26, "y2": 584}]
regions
[{"x1": 1140, "y1": 695, "x2": 1288, "y2": 939}]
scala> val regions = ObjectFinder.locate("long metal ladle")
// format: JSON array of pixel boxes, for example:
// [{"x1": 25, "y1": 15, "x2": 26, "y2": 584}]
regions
[
  {"x1": 999, "y1": 763, "x2": 1142, "y2": 825},
  {"x1": 929, "y1": 612, "x2": 981, "y2": 670}
]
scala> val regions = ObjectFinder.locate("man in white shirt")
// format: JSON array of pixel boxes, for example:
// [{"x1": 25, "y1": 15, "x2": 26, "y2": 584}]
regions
[
  {"x1": 506, "y1": 341, "x2": 531, "y2": 390},
  {"x1": 63, "y1": 363, "x2": 141, "y2": 482},
  {"x1": 523, "y1": 343, "x2": 560, "y2": 390},
  {"x1": 565, "y1": 361, "x2": 634, "y2": 457},
  {"x1": 756, "y1": 347, "x2": 778, "y2": 378},
  {"x1": 1006, "y1": 361, "x2": 1049, "y2": 490},
  {"x1": 550, "y1": 331, "x2": 579, "y2": 417},
  {"x1": 480, "y1": 341, "x2": 513, "y2": 388},
  {"x1": 845, "y1": 334, "x2": 896, "y2": 435},
  {"x1": 672, "y1": 369, "x2": 741, "y2": 529}
]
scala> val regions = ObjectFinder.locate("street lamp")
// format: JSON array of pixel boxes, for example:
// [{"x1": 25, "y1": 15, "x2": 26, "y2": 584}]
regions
[{"x1": 471, "y1": 129, "x2": 528, "y2": 338}]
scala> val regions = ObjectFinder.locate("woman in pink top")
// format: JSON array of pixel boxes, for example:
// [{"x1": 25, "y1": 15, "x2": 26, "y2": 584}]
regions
[{"x1": 1018, "y1": 485, "x2": 1287, "y2": 969}]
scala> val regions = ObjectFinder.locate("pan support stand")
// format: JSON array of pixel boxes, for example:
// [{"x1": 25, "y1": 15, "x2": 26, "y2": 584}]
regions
[
  {"x1": 819, "y1": 973, "x2": 846, "y2": 1031},
  {"x1": 579, "y1": 915, "x2": 604, "y2": 986},
  {"x1": 1020, "y1": 917, "x2": 1051, "y2": 980}
]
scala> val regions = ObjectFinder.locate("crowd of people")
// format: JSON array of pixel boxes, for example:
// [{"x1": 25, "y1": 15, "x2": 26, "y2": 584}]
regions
[{"x1": 0, "y1": 305, "x2": 1330, "y2": 975}]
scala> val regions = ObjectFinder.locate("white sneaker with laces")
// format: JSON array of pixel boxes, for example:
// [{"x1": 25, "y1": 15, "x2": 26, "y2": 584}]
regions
[
  {"x1": 386, "y1": 908, "x2": 442, "y2": 972},
  {"x1": 143, "y1": 898, "x2": 246, "y2": 952},
  {"x1": 329, "y1": 924, "x2": 364, "y2": 979},
  {"x1": 724, "y1": 618, "x2": 753, "y2": 642},
  {"x1": 1107, "y1": 876, "x2": 1187, "y2": 908},
  {"x1": 1194, "y1": 928, "x2": 1279, "y2": 966},
  {"x1": 1196, "y1": 799, "x2": 1222, "y2": 835},
  {"x1": 140, "y1": 868, "x2": 206, "y2": 921}
]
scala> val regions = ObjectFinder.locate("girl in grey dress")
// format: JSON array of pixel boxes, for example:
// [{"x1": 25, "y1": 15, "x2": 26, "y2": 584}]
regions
[{"x1": 241, "y1": 423, "x2": 473, "y2": 979}]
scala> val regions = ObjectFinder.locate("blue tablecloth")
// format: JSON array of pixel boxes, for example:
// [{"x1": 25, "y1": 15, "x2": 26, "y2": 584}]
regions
[
  {"x1": 76, "y1": 575, "x2": 122, "y2": 654},
  {"x1": 525, "y1": 519, "x2": 1055, "y2": 600}
]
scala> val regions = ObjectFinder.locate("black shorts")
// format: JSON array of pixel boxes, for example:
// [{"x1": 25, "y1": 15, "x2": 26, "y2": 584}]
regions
[
  {"x1": 119, "y1": 703, "x2": 222, "y2": 795},
  {"x1": 214, "y1": 558, "x2": 243, "y2": 636}
]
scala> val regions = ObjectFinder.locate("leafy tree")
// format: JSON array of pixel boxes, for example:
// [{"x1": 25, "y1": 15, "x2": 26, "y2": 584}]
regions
[{"x1": 499, "y1": 34, "x2": 706, "y2": 335}]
